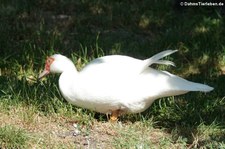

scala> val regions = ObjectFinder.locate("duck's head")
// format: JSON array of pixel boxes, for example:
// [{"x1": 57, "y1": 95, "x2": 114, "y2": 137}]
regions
[{"x1": 39, "y1": 54, "x2": 75, "y2": 79}]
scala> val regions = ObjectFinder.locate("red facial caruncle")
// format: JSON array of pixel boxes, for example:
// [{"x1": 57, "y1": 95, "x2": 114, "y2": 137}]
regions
[
  {"x1": 38, "y1": 57, "x2": 55, "y2": 79},
  {"x1": 45, "y1": 57, "x2": 54, "y2": 71}
]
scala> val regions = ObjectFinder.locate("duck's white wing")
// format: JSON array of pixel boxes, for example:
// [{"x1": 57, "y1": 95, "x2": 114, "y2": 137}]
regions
[
  {"x1": 80, "y1": 50, "x2": 176, "y2": 76},
  {"x1": 80, "y1": 50, "x2": 213, "y2": 94},
  {"x1": 81, "y1": 55, "x2": 142, "y2": 74}
]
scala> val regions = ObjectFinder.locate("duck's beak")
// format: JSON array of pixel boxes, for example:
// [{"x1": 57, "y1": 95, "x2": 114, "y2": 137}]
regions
[{"x1": 38, "y1": 69, "x2": 50, "y2": 80}]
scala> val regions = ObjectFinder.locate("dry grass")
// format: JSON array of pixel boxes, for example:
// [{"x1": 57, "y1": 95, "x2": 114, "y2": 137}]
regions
[{"x1": 0, "y1": 104, "x2": 187, "y2": 148}]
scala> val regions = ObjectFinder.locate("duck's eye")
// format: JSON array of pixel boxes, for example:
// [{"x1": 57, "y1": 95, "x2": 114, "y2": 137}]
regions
[
  {"x1": 46, "y1": 57, "x2": 54, "y2": 66},
  {"x1": 46, "y1": 58, "x2": 53, "y2": 64},
  {"x1": 47, "y1": 59, "x2": 51, "y2": 63}
]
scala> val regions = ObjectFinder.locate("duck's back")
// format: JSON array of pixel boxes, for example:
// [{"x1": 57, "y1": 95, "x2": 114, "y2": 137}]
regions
[{"x1": 80, "y1": 55, "x2": 143, "y2": 77}]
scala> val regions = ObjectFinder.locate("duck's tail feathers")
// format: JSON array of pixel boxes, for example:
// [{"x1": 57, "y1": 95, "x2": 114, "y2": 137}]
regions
[
  {"x1": 160, "y1": 82, "x2": 213, "y2": 98},
  {"x1": 168, "y1": 76, "x2": 214, "y2": 93},
  {"x1": 154, "y1": 60, "x2": 176, "y2": 67},
  {"x1": 167, "y1": 72, "x2": 214, "y2": 93},
  {"x1": 160, "y1": 71, "x2": 214, "y2": 94},
  {"x1": 141, "y1": 50, "x2": 177, "y2": 73},
  {"x1": 186, "y1": 82, "x2": 214, "y2": 92}
]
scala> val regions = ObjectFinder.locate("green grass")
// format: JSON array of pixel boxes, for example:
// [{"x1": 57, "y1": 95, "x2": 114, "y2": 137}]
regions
[
  {"x1": 0, "y1": 125, "x2": 29, "y2": 148},
  {"x1": 0, "y1": 0, "x2": 225, "y2": 148}
]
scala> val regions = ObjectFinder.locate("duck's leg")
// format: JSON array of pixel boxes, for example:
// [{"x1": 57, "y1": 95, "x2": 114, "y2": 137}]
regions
[
  {"x1": 109, "y1": 110, "x2": 120, "y2": 122},
  {"x1": 106, "y1": 113, "x2": 110, "y2": 121}
]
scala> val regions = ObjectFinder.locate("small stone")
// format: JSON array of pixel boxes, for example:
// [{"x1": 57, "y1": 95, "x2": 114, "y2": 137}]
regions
[
  {"x1": 72, "y1": 129, "x2": 80, "y2": 136},
  {"x1": 73, "y1": 123, "x2": 78, "y2": 128}
]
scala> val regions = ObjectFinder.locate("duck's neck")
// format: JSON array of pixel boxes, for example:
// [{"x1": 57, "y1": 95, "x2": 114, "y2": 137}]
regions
[{"x1": 58, "y1": 65, "x2": 79, "y2": 98}]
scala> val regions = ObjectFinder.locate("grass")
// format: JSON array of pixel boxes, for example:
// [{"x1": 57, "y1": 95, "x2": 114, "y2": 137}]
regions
[
  {"x1": 0, "y1": 125, "x2": 28, "y2": 148},
  {"x1": 0, "y1": 0, "x2": 225, "y2": 148}
]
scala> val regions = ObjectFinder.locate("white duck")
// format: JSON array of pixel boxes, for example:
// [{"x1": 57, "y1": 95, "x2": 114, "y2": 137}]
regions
[{"x1": 39, "y1": 50, "x2": 213, "y2": 121}]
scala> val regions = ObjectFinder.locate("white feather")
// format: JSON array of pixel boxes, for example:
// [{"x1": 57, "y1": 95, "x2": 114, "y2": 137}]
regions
[{"x1": 41, "y1": 50, "x2": 213, "y2": 115}]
